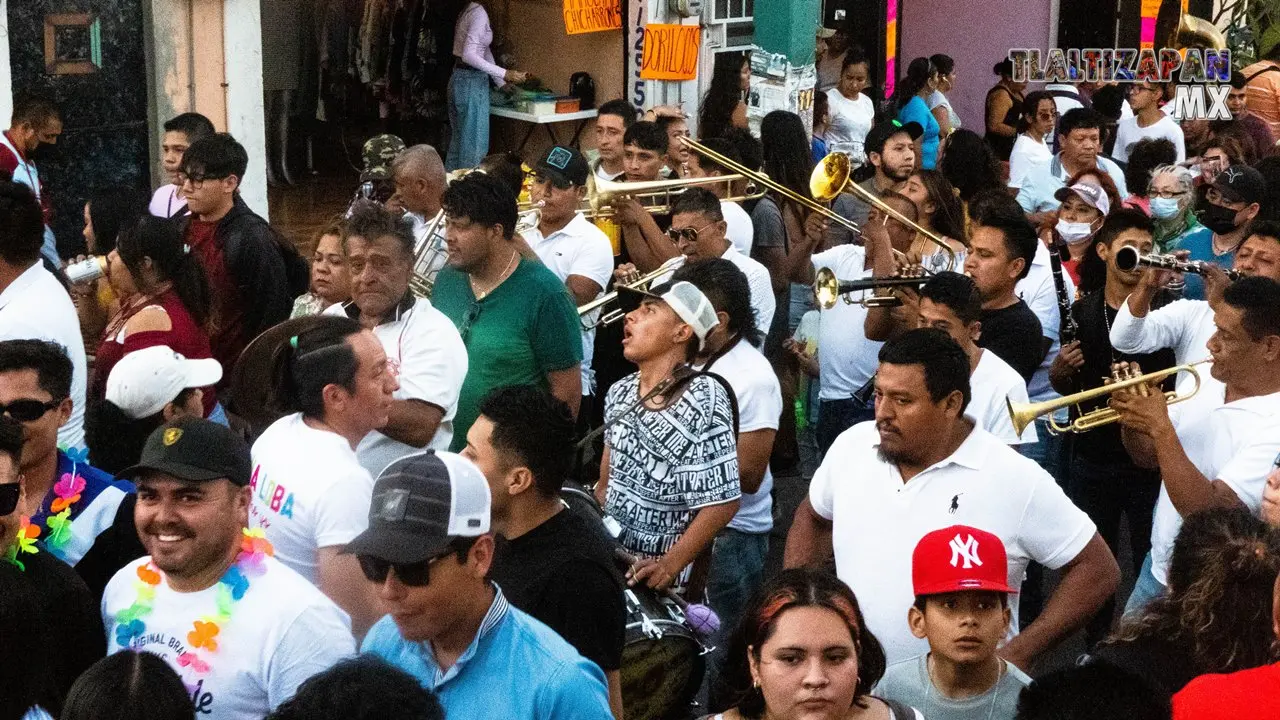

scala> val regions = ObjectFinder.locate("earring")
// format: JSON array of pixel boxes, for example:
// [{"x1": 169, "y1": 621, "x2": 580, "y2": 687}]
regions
[{"x1": 752, "y1": 676, "x2": 760, "y2": 689}]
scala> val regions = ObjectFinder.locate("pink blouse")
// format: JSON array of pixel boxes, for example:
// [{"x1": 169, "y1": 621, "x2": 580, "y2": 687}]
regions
[{"x1": 453, "y1": 3, "x2": 507, "y2": 85}]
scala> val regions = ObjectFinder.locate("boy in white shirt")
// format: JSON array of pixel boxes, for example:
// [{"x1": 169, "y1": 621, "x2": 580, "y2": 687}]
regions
[{"x1": 1113, "y1": 82, "x2": 1185, "y2": 163}]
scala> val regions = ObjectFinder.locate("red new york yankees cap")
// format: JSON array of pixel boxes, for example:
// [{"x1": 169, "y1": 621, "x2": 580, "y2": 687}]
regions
[{"x1": 912, "y1": 525, "x2": 1014, "y2": 596}]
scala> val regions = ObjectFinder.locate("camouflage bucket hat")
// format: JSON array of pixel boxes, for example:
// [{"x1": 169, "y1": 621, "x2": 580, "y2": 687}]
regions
[{"x1": 361, "y1": 134, "x2": 407, "y2": 181}]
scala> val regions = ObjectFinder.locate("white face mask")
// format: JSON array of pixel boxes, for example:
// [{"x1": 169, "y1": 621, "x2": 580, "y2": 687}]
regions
[{"x1": 1056, "y1": 218, "x2": 1096, "y2": 245}]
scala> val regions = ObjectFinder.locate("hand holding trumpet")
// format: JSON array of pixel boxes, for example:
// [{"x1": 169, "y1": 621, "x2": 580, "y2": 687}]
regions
[{"x1": 1107, "y1": 361, "x2": 1178, "y2": 442}]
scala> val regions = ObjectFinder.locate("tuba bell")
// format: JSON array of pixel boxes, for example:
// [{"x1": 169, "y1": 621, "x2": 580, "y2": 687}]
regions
[{"x1": 1155, "y1": 0, "x2": 1226, "y2": 51}]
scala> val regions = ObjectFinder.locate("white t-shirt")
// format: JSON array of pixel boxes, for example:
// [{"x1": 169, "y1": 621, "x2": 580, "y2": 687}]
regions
[
  {"x1": 655, "y1": 245, "x2": 776, "y2": 347},
  {"x1": 526, "y1": 213, "x2": 615, "y2": 395},
  {"x1": 927, "y1": 89, "x2": 961, "y2": 131},
  {"x1": 810, "y1": 422, "x2": 1096, "y2": 664},
  {"x1": 1149, "y1": 387, "x2": 1280, "y2": 585},
  {"x1": 1008, "y1": 134, "x2": 1053, "y2": 190},
  {"x1": 812, "y1": 245, "x2": 882, "y2": 399},
  {"x1": 968, "y1": 349, "x2": 1037, "y2": 444},
  {"x1": 721, "y1": 200, "x2": 754, "y2": 257},
  {"x1": 249, "y1": 413, "x2": 374, "y2": 583},
  {"x1": 1045, "y1": 84, "x2": 1084, "y2": 116},
  {"x1": 696, "y1": 339, "x2": 782, "y2": 534},
  {"x1": 825, "y1": 90, "x2": 875, "y2": 165},
  {"x1": 324, "y1": 297, "x2": 468, "y2": 477},
  {"x1": 1109, "y1": 298, "x2": 1217, "y2": 398},
  {"x1": 102, "y1": 555, "x2": 355, "y2": 720},
  {"x1": 0, "y1": 262, "x2": 87, "y2": 448},
  {"x1": 1113, "y1": 114, "x2": 1186, "y2": 163},
  {"x1": 1016, "y1": 241, "x2": 1076, "y2": 403},
  {"x1": 149, "y1": 184, "x2": 187, "y2": 218}
]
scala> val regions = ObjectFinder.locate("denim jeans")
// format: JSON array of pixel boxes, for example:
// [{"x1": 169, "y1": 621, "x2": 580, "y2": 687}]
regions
[
  {"x1": 447, "y1": 67, "x2": 490, "y2": 171},
  {"x1": 1123, "y1": 552, "x2": 1167, "y2": 618},
  {"x1": 705, "y1": 528, "x2": 770, "y2": 709},
  {"x1": 817, "y1": 395, "x2": 875, "y2": 458}
]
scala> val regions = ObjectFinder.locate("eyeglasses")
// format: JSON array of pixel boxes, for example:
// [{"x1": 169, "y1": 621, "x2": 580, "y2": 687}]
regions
[
  {"x1": 459, "y1": 302, "x2": 483, "y2": 343},
  {"x1": 175, "y1": 172, "x2": 227, "y2": 188},
  {"x1": 1151, "y1": 190, "x2": 1188, "y2": 199},
  {"x1": 0, "y1": 483, "x2": 18, "y2": 516},
  {"x1": 666, "y1": 222, "x2": 718, "y2": 244},
  {"x1": 0, "y1": 398, "x2": 61, "y2": 422},
  {"x1": 357, "y1": 549, "x2": 454, "y2": 587}
]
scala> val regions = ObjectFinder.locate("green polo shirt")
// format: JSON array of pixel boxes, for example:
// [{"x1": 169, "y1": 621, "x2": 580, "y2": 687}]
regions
[{"x1": 433, "y1": 258, "x2": 583, "y2": 451}]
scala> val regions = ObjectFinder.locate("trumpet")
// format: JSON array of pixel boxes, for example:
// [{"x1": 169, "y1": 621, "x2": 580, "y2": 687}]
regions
[
  {"x1": 814, "y1": 267, "x2": 927, "y2": 309},
  {"x1": 1114, "y1": 246, "x2": 1242, "y2": 281},
  {"x1": 1006, "y1": 359, "x2": 1209, "y2": 436},
  {"x1": 578, "y1": 256, "x2": 685, "y2": 329},
  {"x1": 583, "y1": 173, "x2": 765, "y2": 219}
]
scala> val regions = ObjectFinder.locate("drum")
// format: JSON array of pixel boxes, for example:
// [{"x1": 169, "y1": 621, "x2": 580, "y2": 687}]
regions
[{"x1": 559, "y1": 484, "x2": 706, "y2": 720}]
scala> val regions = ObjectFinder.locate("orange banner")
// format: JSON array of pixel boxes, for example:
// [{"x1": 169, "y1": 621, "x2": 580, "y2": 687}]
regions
[
  {"x1": 640, "y1": 24, "x2": 701, "y2": 81},
  {"x1": 564, "y1": 0, "x2": 622, "y2": 35}
]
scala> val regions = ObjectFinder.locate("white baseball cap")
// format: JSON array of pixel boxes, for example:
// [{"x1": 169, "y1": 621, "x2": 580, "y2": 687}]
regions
[
  {"x1": 1053, "y1": 180, "x2": 1111, "y2": 216},
  {"x1": 105, "y1": 346, "x2": 223, "y2": 419},
  {"x1": 621, "y1": 279, "x2": 720, "y2": 350}
]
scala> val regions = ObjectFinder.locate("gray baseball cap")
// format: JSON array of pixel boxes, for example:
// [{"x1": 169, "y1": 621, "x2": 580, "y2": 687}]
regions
[{"x1": 342, "y1": 451, "x2": 491, "y2": 564}]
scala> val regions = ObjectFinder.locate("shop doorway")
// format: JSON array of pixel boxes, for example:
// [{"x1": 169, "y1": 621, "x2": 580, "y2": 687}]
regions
[
  {"x1": 7, "y1": 0, "x2": 150, "y2": 257},
  {"x1": 822, "y1": 0, "x2": 897, "y2": 107}
]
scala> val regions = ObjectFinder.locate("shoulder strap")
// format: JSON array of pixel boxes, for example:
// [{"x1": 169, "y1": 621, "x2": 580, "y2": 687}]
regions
[
  {"x1": 880, "y1": 697, "x2": 919, "y2": 720},
  {"x1": 1245, "y1": 65, "x2": 1280, "y2": 83},
  {"x1": 689, "y1": 369, "x2": 741, "y2": 437}
]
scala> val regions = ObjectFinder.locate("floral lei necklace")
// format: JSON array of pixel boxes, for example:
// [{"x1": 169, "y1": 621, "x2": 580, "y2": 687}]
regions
[
  {"x1": 114, "y1": 528, "x2": 274, "y2": 679},
  {"x1": 3, "y1": 516, "x2": 40, "y2": 570}
]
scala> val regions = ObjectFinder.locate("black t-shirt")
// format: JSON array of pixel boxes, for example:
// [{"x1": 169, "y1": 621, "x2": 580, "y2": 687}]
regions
[
  {"x1": 978, "y1": 299, "x2": 1045, "y2": 382},
  {"x1": 1069, "y1": 291, "x2": 1177, "y2": 465},
  {"x1": 76, "y1": 493, "x2": 147, "y2": 602},
  {"x1": 1091, "y1": 634, "x2": 1201, "y2": 700},
  {"x1": 0, "y1": 551, "x2": 106, "y2": 715},
  {"x1": 489, "y1": 507, "x2": 627, "y2": 672}
]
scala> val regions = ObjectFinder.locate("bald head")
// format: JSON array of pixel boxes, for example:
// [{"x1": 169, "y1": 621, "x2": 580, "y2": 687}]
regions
[{"x1": 392, "y1": 145, "x2": 447, "y2": 217}]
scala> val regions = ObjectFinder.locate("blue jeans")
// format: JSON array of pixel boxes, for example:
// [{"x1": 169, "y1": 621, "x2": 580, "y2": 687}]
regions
[
  {"x1": 705, "y1": 528, "x2": 769, "y2": 708},
  {"x1": 1123, "y1": 552, "x2": 1167, "y2": 618},
  {"x1": 817, "y1": 395, "x2": 875, "y2": 457},
  {"x1": 447, "y1": 67, "x2": 490, "y2": 171}
]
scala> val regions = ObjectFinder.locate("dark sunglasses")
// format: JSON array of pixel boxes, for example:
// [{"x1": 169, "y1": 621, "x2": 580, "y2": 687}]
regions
[
  {"x1": 0, "y1": 398, "x2": 61, "y2": 423},
  {"x1": 459, "y1": 302, "x2": 483, "y2": 344},
  {"x1": 666, "y1": 222, "x2": 717, "y2": 244},
  {"x1": 358, "y1": 549, "x2": 454, "y2": 587},
  {"x1": 0, "y1": 482, "x2": 18, "y2": 516}
]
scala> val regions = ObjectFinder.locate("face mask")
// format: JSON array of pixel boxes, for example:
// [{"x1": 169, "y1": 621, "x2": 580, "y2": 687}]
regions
[
  {"x1": 1150, "y1": 197, "x2": 1182, "y2": 219},
  {"x1": 1200, "y1": 202, "x2": 1240, "y2": 235},
  {"x1": 1056, "y1": 218, "x2": 1096, "y2": 245}
]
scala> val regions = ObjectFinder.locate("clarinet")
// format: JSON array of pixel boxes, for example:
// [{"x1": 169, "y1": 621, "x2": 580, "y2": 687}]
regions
[{"x1": 1048, "y1": 245, "x2": 1078, "y2": 345}]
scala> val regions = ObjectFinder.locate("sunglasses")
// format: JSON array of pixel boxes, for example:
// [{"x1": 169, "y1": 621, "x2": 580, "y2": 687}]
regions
[
  {"x1": 357, "y1": 548, "x2": 455, "y2": 587},
  {"x1": 0, "y1": 398, "x2": 61, "y2": 423},
  {"x1": 459, "y1": 302, "x2": 483, "y2": 344},
  {"x1": 666, "y1": 222, "x2": 718, "y2": 244},
  {"x1": 0, "y1": 482, "x2": 18, "y2": 516}
]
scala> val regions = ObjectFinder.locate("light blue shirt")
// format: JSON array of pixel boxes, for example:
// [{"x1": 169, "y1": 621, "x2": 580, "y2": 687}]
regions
[
  {"x1": 898, "y1": 96, "x2": 940, "y2": 170},
  {"x1": 361, "y1": 585, "x2": 613, "y2": 720},
  {"x1": 1015, "y1": 154, "x2": 1129, "y2": 214}
]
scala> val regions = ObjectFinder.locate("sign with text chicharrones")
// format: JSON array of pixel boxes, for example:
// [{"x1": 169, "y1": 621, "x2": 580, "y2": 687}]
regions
[
  {"x1": 564, "y1": 0, "x2": 622, "y2": 34},
  {"x1": 640, "y1": 24, "x2": 701, "y2": 81}
]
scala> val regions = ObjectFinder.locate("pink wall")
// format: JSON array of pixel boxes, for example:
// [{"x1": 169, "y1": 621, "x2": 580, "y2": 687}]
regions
[{"x1": 900, "y1": 0, "x2": 1056, "y2": 136}]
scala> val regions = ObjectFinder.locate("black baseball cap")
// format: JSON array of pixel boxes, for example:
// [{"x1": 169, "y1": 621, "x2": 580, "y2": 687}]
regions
[
  {"x1": 118, "y1": 418, "x2": 252, "y2": 487},
  {"x1": 1211, "y1": 164, "x2": 1266, "y2": 205},
  {"x1": 535, "y1": 145, "x2": 589, "y2": 187},
  {"x1": 864, "y1": 118, "x2": 924, "y2": 156},
  {"x1": 342, "y1": 451, "x2": 491, "y2": 564}
]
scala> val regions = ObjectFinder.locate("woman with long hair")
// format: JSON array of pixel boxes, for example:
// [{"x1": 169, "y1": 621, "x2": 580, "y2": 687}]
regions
[
  {"x1": 938, "y1": 129, "x2": 1004, "y2": 203},
  {"x1": 985, "y1": 59, "x2": 1027, "y2": 161},
  {"x1": 1094, "y1": 507, "x2": 1280, "y2": 699},
  {"x1": 707, "y1": 568, "x2": 918, "y2": 719},
  {"x1": 90, "y1": 216, "x2": 219, "y2": 420},
  {"x1": 897, "y1": 169, "x2": 968, "y2": 272},
  {"x1": 825, "y1": 46, "x2": 875, "y2": 166},
  {"x1": 893, "y1": 57, "x2": 942, "y2": 169},
  {"x1": 74, "y1": 188, "x2": 150, "y2": 350},
  {"x1": 700, "y1": 51, "x2": 751, "y2": 142},
  {"x1": 1147, "y1": 164, "x2": 1204, "y2": 252},
  {"x1": 1009, "y1": 91, "x2": 1057, "y2": 190},
  {"x1": 927, "y1": 53, "x2": 960, "y2": 138}
]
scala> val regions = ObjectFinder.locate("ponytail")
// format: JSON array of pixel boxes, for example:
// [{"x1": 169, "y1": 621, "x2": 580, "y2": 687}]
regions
[
  {"x1": 892, "y1": 57, "x2": 936, "y2": 111},
  {"x1": 267, "y1": 315, "x2": 362, "y2": 419},
  {"x1": 116, "y1": 217, "x2": 213, "y2": 327}
]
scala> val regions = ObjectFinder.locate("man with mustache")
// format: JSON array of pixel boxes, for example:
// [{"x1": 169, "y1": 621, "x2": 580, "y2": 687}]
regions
[
  {"x1": 784, "y1": 328, "x2": 1119, "y2": 669},
  {"x1": 102, "y1": 418, "x2": 353, "y2": 720}
]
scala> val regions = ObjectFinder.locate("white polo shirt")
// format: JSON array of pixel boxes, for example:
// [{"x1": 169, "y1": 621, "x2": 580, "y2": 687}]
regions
[
  {"x1": 655, "y1": 245, "x2": 776, "y2": 347},
  {"x1": 810, "y1": 421, "x2": 1096, "y2": 664},
  {"x1": 0, "y1": 261, "x2": 87, "y2": 449},
  {"x1": 968, "y1": 349, "x2": 1038, "y2": 445},
  {"x1": 721, "y1": 200, "x2": 754, "y2": 257},
  {"x1": 812, "y1": 245, "x2": 882, "y2": 400},
  {"x1": 526, "y1": 213, "x2": 615, "y2": 395},
  {"x1": 1016, "y1": 241, "x2": 1076, "y2": 402},
  {"x1": 696, "y1": 339, "x2": 783, "y2": 534},
  {"x1": 249, "y1": 413, "x2": 374, "y2": 583},
  {"x1": 325, "y1": 295, "x2": 468, "y2": 477},
  {"x1": 1149, "y1": 386, "x2": 1280, "y2": 585},
  {"x1": 1109, "y1": 298, "x2": 1218, "y2": 397}
]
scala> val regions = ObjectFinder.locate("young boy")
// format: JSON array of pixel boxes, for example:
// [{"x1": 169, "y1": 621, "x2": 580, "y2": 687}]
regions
[
  {"x1": 149, "y1": 112, "x2": 216, "y2": 218},
  {"x1": 876, "y1": 525, "x2": 1032, "y2": 720}
]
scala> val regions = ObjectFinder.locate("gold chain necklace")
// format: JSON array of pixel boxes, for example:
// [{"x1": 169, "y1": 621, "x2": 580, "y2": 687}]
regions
[{"x1": 471, "y1": 251, "x2": 518, "y2": 300}]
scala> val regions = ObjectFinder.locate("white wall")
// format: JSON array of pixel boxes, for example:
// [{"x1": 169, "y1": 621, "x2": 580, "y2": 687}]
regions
[
  {"x1": 223, "y1": 0, "x2": 268, "y2": 219},
  {"x1": 0, "y1": 0, "x2": 11, "y2": 128}
]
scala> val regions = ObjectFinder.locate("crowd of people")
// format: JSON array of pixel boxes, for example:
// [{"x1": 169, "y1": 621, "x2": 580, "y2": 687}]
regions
[{"x1": 6, "y1": 30, "x2": 1280, "y2": 720}]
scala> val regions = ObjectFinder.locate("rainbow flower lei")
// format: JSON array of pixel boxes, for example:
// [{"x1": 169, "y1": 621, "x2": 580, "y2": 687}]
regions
[
  {"x1": 114, "y1": 528, "x2": 274, "y2": 678},
  {"x1": 3, "y1": 517, "x2": 40, "y2": 570}
]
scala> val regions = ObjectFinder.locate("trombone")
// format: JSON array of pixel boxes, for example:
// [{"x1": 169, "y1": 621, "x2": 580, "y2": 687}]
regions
[
  {"x1": 578, "y1": 256, "x2": 685, "y2": 330},
  {"x1": 1006, "y1": 359, "x2": 1210, "y2": 436},
  {"x1": 1114, "y1": 245, "x2": 1242, "y2": 281},
  {"x1": 582, "y1": 173, "x2": 764, "y2": 219},
  {"x1": 814, "y1": 267, "x2": 928, "y2": 309}
]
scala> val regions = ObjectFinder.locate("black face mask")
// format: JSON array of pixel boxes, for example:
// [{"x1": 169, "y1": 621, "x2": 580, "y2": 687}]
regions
[
  {"x1": 1199, "y1": 202, "x2": 1241, "y2": 235},
  {"x1": 29, "y1": 143, "x2": 56, "y2": 164}
]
